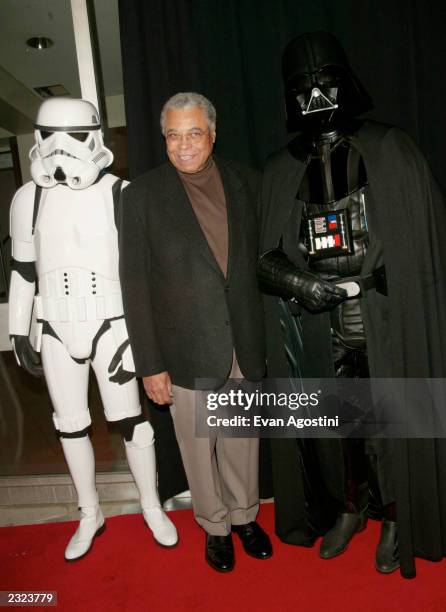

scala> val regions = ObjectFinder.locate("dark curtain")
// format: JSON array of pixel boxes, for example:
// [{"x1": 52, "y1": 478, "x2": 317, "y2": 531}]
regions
[
  {"x1": 118, "y1": 0, "x2": 446, "y2": 500},
  {"x1": 119, "y1": 0, "x2": 446, "y2": 188}
]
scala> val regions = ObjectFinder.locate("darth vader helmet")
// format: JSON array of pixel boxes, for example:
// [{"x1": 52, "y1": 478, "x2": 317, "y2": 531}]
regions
[
  {"x1": 29, "y1": 97, "x2": 113, "y2": 189},
  {"x1": 282, "y1": 31, "x2": 373, "y2": 134}
]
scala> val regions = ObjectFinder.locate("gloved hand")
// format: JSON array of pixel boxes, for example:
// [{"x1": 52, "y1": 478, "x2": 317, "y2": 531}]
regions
[
  {"x1": 10, "y1": 334, "x2": 43, "y2": 377},
  {"x1": 108, "y1": 339, "x2": 135, "y2": 385},
  {"x1": 258, "y1": 248, "x2": 347, "y2": 313},
  {"x1": 289, "y1": 269, "x2": 348, "y2": 312}
]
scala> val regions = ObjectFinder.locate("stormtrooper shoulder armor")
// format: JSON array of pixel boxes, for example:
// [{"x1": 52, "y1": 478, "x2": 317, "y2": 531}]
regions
[{"x1": 10, "y1": 181, "x2": 37, "y2": 244}]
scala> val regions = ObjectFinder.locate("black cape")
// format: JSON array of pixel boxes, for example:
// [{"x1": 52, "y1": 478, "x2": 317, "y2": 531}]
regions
[{"x1": 259, "y1": 120, "x2": 446, "y2": 578}]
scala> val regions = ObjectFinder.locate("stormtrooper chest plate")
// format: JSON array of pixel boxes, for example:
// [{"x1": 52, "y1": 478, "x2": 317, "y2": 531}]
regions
[{"x1": 34, "y1": 181, "x2": 118, "y2": 279}]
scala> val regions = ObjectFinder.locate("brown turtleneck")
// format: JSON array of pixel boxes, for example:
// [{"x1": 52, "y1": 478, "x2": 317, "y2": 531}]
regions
[{"x1": 178, "y1": 156, "x2": 228, "y2": 277}]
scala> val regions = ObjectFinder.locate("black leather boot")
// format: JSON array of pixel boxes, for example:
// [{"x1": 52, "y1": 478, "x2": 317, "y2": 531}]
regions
[
  {"x1": 319, "y1": 510, "x2": 367, "y2": 558},
  {"x1": 320, "y1": 438, "x2": 368, "y2": 559},
  {"x1": 375, "y1": 502, "x2": 399, "y2": 574}
]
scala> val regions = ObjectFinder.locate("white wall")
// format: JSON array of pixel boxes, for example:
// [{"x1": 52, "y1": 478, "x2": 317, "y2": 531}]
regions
[
  {"x1": 105, "y1": 93, "x2": 125, "y2": 128},
  {"x1": 16, "y1": 132, "x2": 34, "y2": 184},
  {"x1": 0, "y1": 303, "x2": 10, "y2": 351}
]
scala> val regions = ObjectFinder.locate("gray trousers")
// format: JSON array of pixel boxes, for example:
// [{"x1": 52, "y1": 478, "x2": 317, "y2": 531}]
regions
[{"x1": 170, "y1": 357, "x2": 259, "y2": 535}]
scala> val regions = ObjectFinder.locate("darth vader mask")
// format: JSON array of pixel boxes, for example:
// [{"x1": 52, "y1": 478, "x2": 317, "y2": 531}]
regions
[{"x1": 282, "y1": 31, "x2": 373, "y2": 134}]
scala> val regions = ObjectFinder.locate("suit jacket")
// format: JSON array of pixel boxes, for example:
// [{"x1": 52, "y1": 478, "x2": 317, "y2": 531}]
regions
[{"x1": 119, "y1": 156, "x2": 265, "y2": 389}]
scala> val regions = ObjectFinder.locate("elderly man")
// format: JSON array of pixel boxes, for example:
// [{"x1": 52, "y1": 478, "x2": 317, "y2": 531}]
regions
[{"x1": 119, "y1": 92, "x2": 272, "y2": 572}]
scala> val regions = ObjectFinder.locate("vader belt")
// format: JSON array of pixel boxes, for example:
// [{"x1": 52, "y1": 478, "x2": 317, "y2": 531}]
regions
[{"x1": 334, "y1": 265, "x2": 387, "y2": 298}]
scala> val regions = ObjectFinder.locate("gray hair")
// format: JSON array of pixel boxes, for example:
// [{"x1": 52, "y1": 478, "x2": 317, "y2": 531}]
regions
[{"x1": 160, "y1": 92, "x2": 217, "y2": 135}]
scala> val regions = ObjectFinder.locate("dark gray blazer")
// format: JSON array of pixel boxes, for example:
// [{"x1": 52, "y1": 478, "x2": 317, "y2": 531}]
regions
[{"x1": 118, "y1": 157, "x2": 265, "y2": 389}]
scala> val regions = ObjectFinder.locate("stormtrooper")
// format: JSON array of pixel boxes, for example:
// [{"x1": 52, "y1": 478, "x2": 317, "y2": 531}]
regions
[
  {"x1": 9, "y1": 97, "x2": 178, "y2": 561},
  {"x1": 258, "y1": 31, "x2": 446, "y2": 577}
]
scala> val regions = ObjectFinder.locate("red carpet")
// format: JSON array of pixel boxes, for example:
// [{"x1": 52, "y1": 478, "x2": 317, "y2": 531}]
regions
[{"x1": 2, "y1": 504, "x2": 445, "y2": 612}]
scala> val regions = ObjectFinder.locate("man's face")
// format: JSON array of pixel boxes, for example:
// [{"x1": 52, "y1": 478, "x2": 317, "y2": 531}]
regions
[{"x1": 164, "y1": 105, "x2": 216, "y2": 173}]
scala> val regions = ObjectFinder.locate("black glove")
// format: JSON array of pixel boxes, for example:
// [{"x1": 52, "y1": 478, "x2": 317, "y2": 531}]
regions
[
  {"x1": 10, "y1": 335, "x2": 43, "y2": 377},
  {"x1": 258, "y1": 248, "x2": 347, "y2": 313}
]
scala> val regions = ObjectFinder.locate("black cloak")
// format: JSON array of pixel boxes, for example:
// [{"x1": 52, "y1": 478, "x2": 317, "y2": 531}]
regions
[{"x1": 259, "y1": 120, "x2": 446, "y2": 578}]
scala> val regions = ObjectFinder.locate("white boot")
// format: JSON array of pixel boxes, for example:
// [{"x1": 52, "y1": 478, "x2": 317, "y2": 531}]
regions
[
  {"x1": 64, "y1": 505, "x2": 105, "y2": 561},
  {"x1": 60, "y1": 436, "x2": 105, "y2": 560},
  {"x1": 142, "y1": 507, "x2": 178, "y2": 547},
  {"x1": 124, "y1": 422, "x2": 178, "y2": 547}
]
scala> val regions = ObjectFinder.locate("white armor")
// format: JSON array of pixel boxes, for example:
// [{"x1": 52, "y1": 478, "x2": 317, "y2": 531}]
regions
[
  {"x1": 29, "y1": 97, "x2": 113, "y2": 190},
  {"x1": 9, "y1": 98, "x2": 177, "y2": 559}
]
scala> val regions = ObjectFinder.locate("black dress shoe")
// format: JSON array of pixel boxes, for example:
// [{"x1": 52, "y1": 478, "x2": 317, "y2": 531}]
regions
[
  {"x1": 319, "y1": 511, "x2": 367, "y2": 559},
  {"x1": 375, "y1": 520, "x2": 399, "y2": 574},
  {"x1": 232, "y1": 522, "x2": 272, "y2": 559},
  {"x1": 205, "y1": 534, "x2": 234, "y2": 572}
]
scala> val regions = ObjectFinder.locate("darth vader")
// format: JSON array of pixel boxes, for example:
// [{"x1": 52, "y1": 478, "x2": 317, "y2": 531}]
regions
[{"x1": 258, "y1": 31, "x2": 446, "y2": 578}]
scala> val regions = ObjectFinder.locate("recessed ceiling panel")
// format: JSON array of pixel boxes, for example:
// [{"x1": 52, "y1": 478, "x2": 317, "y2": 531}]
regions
[{"x1": 0, "y1": 0, "x2": 81, "y2": 99}]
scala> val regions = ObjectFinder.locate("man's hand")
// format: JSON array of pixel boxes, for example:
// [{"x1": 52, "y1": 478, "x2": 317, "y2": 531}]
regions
[{"x1": 143, "y1": 371, "x2": 173, "y2": 405}]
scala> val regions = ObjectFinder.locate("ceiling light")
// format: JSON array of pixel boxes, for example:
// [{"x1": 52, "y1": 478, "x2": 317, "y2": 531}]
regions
[{"x1": 26, "y1": 37, "x2": 54, "y2": 50}]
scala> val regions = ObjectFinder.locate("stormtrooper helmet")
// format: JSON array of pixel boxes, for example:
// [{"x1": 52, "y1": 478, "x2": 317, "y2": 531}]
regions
[{"x1": 29, "y1": 97, "x2": 113, "y2": 189}]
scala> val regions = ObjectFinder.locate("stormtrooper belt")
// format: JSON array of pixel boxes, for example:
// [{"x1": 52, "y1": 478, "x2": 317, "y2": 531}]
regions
[
  {"x1": 334, "y1": 265, "x2": 387, "y2": 298},
  {"x1": 36, "y1": 293, "x2": 124, "y2": 322}
]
